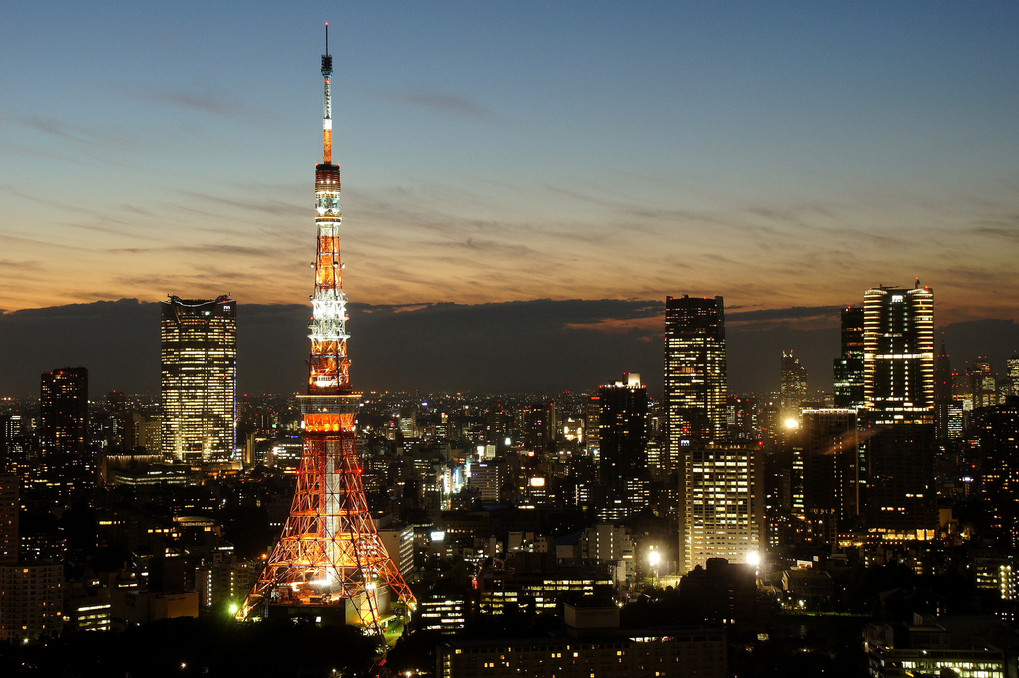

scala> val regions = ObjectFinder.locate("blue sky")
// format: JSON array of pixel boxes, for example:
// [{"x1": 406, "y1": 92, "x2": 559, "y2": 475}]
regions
[{"x1": 2, "y1": 2, "x2": 1017, "y2": 324}]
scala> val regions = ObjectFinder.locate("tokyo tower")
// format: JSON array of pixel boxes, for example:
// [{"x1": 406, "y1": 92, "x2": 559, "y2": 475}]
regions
[{"x1": 239, "y1": 24, "x2": 416, "y2": 634}]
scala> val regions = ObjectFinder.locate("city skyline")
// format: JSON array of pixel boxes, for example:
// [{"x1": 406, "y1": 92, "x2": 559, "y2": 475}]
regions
[{"x1": 2, "y1": 3, "x2": 1018, "y2": 335}]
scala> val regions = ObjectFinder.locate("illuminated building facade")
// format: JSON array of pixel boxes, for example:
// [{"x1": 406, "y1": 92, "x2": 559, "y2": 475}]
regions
[
  {"x1": 860, "y1": 281, "x2": 937, "y2": 536},
  {"x1": 1008, "y1": 353, "x2": 1019, "y2": 396},
  {"x1": 969, "y1": 356, "x2": 998, "y2": 409},
  {"x1": 39, "y1": 366, "x2": 91, "y2": 494},
  {"x1": 160, "y1": 296, "x2": 237, "y2": 462},
  {"x1": 863, "y1": 282, "x2": 934, "y2": 424},
  {"x1": 241, "y1": 26, "x2": 415, "y2": 633},
  {"x1": 665, "y1": 295, "x2": 727, "y2": 473},
  {"x1": 679, "y1": 442, "x2": 764, "y2": 574}
]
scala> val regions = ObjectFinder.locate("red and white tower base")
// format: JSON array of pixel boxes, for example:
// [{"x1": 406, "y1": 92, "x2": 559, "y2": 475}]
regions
[{"x1": 239, "y1": 25, "x2": 416, "y2": 635}]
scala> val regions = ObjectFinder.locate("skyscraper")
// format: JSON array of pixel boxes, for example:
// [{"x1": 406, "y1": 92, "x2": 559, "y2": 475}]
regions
[
  {"x1": 798, "y1": 408, "x2": 859, "y2": 542},
  {"x1": 861, "y1": 280, "x2": 937, "y2": 535},
  {"x1": 780, "y1": 350, "x2": 808, "y2": 419},
  {"x1": 863, "y1": 282, "x2": 934, "y2": 425},
  {"x1": 664, "y1": 295, "x2": 727, "y2": 462},
  {"x1": 934, "y1": 336, "x2": 953, "y2": 440},
  {"x1": 39, "y1": 367, "x2": 90, "y2": 494},
  {"x1": 1007, "y1": 353, "x2": 1019, "y2": 397},
  {"x1": 160, "y1": 295, "x2": 237, "y2": 462},
  {"x1": 833, "y1": 306, "x2": 864, "y2": 409},
  {"x1": 597, "y1": 373, "x2": 649, "y2": 520},
  {"x1": 969, "y1": 357, "x2": 997, "y2": 409}
]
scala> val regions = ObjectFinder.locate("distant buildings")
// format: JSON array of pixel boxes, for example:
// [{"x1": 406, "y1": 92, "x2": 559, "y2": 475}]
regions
[{"x1": 160, "y1": 296, "x2": 237, "y2": 463}]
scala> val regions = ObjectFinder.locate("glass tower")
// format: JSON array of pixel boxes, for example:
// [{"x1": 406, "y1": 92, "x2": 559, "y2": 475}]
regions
[
  {"x1": 160, "y1": 296, "x2": 237, "y2": 462},
  {"x1": 664, "y1": 295, "x2": 727, "y2": 471}
]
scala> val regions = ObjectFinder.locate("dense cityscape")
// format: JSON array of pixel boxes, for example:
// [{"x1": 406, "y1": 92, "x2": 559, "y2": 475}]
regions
[
  {"x1": 3, "y1": 7, "x2": 1019, "y2": 678},
  {"x1": 3, "y1": 287, "x2": 1019, "y2": 676}
]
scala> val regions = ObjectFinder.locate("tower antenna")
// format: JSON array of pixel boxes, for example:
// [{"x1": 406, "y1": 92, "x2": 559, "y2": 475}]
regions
[{"x1": 321, "y1": 22, "x2": 333, "y2": 164}]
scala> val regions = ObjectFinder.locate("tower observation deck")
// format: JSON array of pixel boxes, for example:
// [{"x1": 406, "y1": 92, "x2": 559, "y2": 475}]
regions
[{"x1": 239, "y1": 24, "x2": 416, "y2": 636}]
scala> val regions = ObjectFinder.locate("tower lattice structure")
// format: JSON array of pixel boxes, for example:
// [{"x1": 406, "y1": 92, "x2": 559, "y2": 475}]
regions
[{"x1": 240, "y1": 25, "x2": 416, "y2": 632}]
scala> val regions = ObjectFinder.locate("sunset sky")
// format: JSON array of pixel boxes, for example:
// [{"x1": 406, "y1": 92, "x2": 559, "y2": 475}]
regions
[{"x1": 2, "y1": 2, "x2": 1017, "y2": 327}]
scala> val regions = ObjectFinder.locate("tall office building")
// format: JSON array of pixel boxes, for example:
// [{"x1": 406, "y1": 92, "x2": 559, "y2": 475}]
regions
[
  {"x1": 780, "y1": 350, "x2": 808, "y2": 419},
  {"x1": 597, "y1": 373, "x2": 649, "y2": 520},
  {"x1": 1007, "y1": 353, "x2": 1019, "y2": 397},
  {"x1": 861, "y1": 281, "x2": 937, "y2": 535},
  {"x1": 161, "y1": 295, "x2": 237, "y2": 462},
  {"x1": 798, "y1": 409, "x2": 859, "y2": 542},
  {"x1": 680, "y1": 442, "x2": 765, "y2": 574},
  {"x1": 39, "y1": 367, "x2": 90, "y2": 494},
  {"x1": 665, "y1": 295, "x2": 727, "y2": 463},
  {"x1": 863, "y1": 282, "x2": 935, "y2": 424},
  {"x1": 864, "y1": 422, "x2": 937, "y2": 536},
  {"x1": 969, "y1": 357, "x2": 997, "y2": 409},
  {"x1": 833, "y1": 306, "x2": 864, "y2": 409}
]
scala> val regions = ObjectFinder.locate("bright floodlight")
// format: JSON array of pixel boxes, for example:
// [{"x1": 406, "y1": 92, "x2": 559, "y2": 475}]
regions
[
  {"x1": 648, "y1": 550, "x2": 661, "y2": 567},
  {"x1": 747, "y1": 551, "x2": 761, "y2": 567},
  {"x1": 784, "y1": 418, "x2": 800, "y2": 429}
]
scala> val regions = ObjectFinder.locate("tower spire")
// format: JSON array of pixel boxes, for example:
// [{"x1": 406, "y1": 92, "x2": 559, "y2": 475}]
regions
[{"x1": 321, "y1": 22, "x2": 333, "y2": 164}]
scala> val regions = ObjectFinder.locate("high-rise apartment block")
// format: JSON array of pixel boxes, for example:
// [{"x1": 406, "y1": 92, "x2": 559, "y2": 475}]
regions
[
  {"x1": 863, "y1": 282, "x2": 934, "y2": 425},
  {"x1": 39, "y1": 367, "x2": 90, "y2": 494},
  {"x1": 160, "y1": 296, "x2": 237, "y2": 462},
  {"x1": 680, "y1": 442, "x2": 764, "y2": 574},
  {"x1": 665, "y1": 295, "x2": 727, "y2": 455}
]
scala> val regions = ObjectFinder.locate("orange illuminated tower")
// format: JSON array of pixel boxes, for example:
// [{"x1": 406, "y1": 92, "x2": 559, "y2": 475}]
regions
[{"x1": 239, "y1": 24, "x2": 416, "y2": 633}]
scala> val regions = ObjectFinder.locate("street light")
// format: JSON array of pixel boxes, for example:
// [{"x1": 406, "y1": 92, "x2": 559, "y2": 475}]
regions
[{"x1": 648, "y1": 549, "x2": 661, "y2": 588}]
